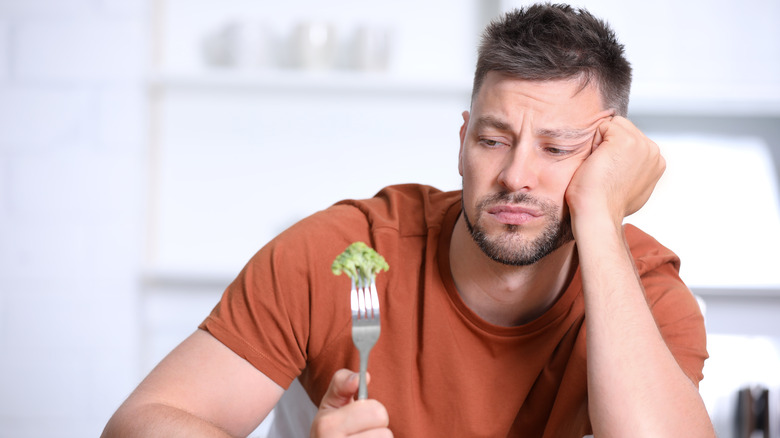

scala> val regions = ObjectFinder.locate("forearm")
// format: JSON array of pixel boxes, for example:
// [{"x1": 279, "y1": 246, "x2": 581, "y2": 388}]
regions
[
  {"x1": 574, "y1": 217, "x2": 714, "y2": 437},
  {"x1": 101, "y1": 330, "x2": 284, "y2": 438},
  {"x1": 101, "y1": 402, "x2": 234, "y2": 438}
]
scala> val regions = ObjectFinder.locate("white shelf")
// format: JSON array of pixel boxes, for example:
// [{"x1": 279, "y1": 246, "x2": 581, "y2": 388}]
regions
[
  {"x1": 149, "y1": 69, "x2": 474, "y2": 98},
  {"x1": 694, "y1": 287, "x2": 780, "y2": 299},
  {"x1": 150, "y1": 69, "x2": 780, "y2": 117},
  {"x1": 141, "y1": 266, "x2": 236, "y2": 289}
]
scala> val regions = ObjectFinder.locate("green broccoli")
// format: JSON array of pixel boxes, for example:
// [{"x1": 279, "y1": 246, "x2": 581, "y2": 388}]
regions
[{"x1": 331, "y1": 241, "x2": 389, "y2": 283}]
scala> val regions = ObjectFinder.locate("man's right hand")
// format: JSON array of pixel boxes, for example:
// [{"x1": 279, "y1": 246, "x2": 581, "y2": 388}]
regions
[{"x1": 310, "y1": 369, "x2": 393, "y2": 437}]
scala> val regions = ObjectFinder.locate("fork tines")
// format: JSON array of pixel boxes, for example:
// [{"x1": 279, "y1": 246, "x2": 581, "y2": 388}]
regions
[{"x1": 351, "y1": 276, "x2": 380, "y2": 320}]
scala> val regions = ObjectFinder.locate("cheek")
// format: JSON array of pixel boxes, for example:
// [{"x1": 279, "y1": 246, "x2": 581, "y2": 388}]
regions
[
  {"x1": 459, "y1": 158, "x2": 486, "y2": 212},
  {"x1": 459, "y1": 153, "x2": 481, "y2": 187},
  {"x1": 545, "y1": 167, "x2": 575, "y2": 189},
  {"x1": 460, "y1": 161, "x2": 499, "y2": 206},
  {"x1": 461, "y1": 148, "x2": 501, "y2": 182},
  {"x1": 540, "y1": 162, "x2": 580, "y2": 198}
]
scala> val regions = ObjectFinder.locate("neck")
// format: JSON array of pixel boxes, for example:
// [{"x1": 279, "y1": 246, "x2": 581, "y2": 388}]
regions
[{"x1": 449, "y1": 213, "x2": 578, "y2": 327}]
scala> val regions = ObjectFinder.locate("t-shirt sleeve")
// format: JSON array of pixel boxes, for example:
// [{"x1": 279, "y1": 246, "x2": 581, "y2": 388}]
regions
[
  {"x1": 628, "y1": 225, "x2": 709, "y2": 386},
  {"x1": 643, "y1": 261, "x2": 708, "y2": 385},
  {"x1": 199, "y1": 204, "x2": 371, "y2": 389}
]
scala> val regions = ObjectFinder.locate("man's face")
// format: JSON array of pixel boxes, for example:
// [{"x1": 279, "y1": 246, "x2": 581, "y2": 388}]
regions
[{"x1": 458, "y1": 72, "x2": 610, "y2": 265}]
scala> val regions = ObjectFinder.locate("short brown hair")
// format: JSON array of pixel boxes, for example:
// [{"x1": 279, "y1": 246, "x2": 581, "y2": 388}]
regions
[{"x1": 473, "y1": 3, "x2": 632, "y2": 116}]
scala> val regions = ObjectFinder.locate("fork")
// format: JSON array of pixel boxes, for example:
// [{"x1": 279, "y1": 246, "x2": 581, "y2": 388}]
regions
[{"x1": 351, "y1": 274, "x2": 381, "y2": 400}]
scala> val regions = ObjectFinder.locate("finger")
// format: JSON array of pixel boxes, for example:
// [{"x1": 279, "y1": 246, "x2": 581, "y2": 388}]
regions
[
  {"x1": 311, "y1": 398, "x2": 391, "y2": 437},
  {"x1": 596, "y1": 115, "x2": 641, "y2": 140},
  {"x1": 594, "y1": 114, "x2": 641, "y2": 151},
  {"x1": 594, "y1": 114, "x2": 619, "y2": 138},
  {"x1": 348, "y1": 425, "x2": 394, "y2": 438},
  {"x1": 587, "y1": 110, "x2": 615, "y2": 150},
  {"x1": 319, "y1": 369, "x2": 360, "y2": 410},
  {"x1": 592, "y1": 124, "x2": 604, "y2": 150},
  {"x1": 339, "y1": 399, "x2": 391, "y2": 433}
]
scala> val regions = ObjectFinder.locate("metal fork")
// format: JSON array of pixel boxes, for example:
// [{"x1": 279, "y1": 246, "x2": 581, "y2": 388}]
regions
[{"x1": 351, "y1": 274, "x2": 381, "y2": 400}]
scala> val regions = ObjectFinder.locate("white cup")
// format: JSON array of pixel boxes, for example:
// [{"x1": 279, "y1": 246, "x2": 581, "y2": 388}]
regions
[
  {"x1": 353, "y1": 25, "x2": 392, "y2": 72},
  {"x1": 293, "y1": 22, "x2": 338, "y2": 70},
  {"x1": 202, "y1": 20, "x2": 274, "y2": 69}
]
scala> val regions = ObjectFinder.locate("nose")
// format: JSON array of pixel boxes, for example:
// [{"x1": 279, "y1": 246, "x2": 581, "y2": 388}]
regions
[{"x1": 497, "y1": 144, "x2": 539, "y2": 193}]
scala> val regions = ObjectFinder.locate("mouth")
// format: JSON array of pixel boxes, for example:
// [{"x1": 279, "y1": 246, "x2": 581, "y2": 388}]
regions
[{"x1": 486, "y1": 204, "x2": 543, "y2": 226}]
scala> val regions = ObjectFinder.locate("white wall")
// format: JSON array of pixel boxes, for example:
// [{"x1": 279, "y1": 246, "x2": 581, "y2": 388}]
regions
[{"x1": 0, "y1": 1, "x2": 148, "y2": 437}]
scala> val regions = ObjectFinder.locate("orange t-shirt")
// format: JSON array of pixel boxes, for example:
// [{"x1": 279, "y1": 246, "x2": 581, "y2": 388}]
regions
[{"x1": 200, "y1": 184, "x2": 707, "y2": 437}]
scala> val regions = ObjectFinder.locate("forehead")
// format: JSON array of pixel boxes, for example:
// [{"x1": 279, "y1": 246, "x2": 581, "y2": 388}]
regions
[{"x1": 472, "y1": 72, "x2": 605, "y2": 126}]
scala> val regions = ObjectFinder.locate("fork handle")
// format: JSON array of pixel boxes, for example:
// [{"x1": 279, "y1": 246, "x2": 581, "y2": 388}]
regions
[{"x1": 358, "y1": 350, "x2": 370, "y2": 400}]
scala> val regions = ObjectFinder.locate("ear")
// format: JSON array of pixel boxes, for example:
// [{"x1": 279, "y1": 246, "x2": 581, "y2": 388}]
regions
[{"x1": 458, "y1": 110, "x2": 470, "y2": 176}]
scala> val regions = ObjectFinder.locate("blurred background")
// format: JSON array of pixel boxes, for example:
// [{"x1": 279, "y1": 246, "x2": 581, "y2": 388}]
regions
[{"x1": 0, "y1": 0, "x2": 779, "y2": 436}]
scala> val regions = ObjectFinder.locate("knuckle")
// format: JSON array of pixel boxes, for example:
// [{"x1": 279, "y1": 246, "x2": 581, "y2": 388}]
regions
[
  {"x1": 332, "y1": 368, "x2": 351, "y2": 383},
  {"x1": 367, "y1": 400, "x2": 390, "y2": 425},
  {"x1": 312, "y1": 412, "x2": 339, "y2": 435}
]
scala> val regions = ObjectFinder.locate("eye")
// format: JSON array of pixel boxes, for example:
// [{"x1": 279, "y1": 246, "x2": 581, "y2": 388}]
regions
[
  {"x1": 544, "y1": 146, "x2": 570, "y2": 156},
  {"x1": 478, "y1": 138, "x2": 508, "y2": 148},
  {"x1": 542, "y1": 140, "x2": 589, "y2": 157}
]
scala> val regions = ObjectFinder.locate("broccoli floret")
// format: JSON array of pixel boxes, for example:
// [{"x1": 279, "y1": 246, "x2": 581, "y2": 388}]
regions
[{"x1": 331, "y1": 242, "x2": 389, "y2": 282}]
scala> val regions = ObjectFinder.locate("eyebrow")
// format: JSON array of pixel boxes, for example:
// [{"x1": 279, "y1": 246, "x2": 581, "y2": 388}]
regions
[
  {"x1": 535, "y1": 127, "x2": 592, "y2": 140},
  {"x1": 474, "y1": 115, "x2": 591, "y2": 140},
  {"x1": 474, "y1": 115, "x2": 513, "y2": 132}
]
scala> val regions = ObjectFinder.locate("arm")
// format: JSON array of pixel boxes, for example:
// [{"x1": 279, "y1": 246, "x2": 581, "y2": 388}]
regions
[
  {"x1": 566, "y1": 117, "x2": 715, "y2": 437},
  {"x1": 101, "y1": 329, "x2": 284, "y2": 438},
  {"x1": 101, "y1": 331, "x2": 391, "y2": 438}
]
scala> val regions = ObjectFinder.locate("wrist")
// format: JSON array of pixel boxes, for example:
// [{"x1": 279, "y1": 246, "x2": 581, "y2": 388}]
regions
[{"x1": 570, "y1": 205, "x2": 624, "y2": 241}]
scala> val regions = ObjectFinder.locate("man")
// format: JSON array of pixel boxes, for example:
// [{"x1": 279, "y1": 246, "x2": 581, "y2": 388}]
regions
[{"x1": 103, "y1": 4, "x2": 715, "y2": 437}]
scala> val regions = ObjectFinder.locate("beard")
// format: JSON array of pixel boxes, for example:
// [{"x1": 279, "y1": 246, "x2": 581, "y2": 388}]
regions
[{"x1": 461, "y1": 191, "x2": 573, "y2": 266}]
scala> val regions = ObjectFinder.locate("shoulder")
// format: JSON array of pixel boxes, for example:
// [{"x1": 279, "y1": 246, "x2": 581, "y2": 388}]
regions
[
  {"x1": 623, "y1": 224, "x2": 681, "y2": 277},
  {"x1": 623, "y1": 224, "x2": 700, "y2": 320},
  {"x1": 623, "y1": 224, "x2": 694, "y2": 308},
  {"x1": 333, "y1": 184, "x2": 462, "y2": 237}
]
